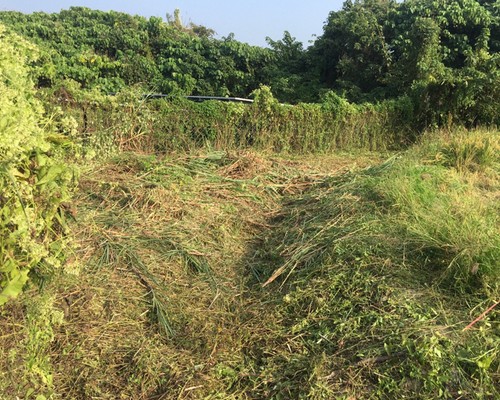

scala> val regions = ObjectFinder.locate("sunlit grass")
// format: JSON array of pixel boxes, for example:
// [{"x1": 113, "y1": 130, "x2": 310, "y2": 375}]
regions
[{"x1": 1, "y1": 130, "x2": 498, "y2": 399}]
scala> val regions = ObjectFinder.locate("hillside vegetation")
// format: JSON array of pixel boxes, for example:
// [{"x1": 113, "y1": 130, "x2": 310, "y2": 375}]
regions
[
  {"x1": 0, "y1": 0, "x2": 499, "y2": 125},
  {"x1": 0, "y1": 0, "x2": 499, "y2": 399}
]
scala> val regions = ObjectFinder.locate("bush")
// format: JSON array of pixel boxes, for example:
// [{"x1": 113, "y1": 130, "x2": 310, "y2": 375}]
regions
[
  {"x1": 50, "y1": 85, "x2": 415, "y2": 156},
  {"x1": 0, "y1": 25, "x2": 75, "y2": 305}
]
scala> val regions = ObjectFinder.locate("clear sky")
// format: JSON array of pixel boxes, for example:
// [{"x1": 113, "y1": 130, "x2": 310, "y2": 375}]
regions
[{"x1": 0, "y1": 0, "x2": 345, "y2": 47}]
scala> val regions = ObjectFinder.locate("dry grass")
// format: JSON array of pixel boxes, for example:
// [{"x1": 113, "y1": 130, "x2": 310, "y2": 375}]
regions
[
  {"x1": 1, "y1": 150, "x2": 373, "y2": 399},
  {"x1": 2, "y1": 136, "x2": 497, "y2": 399}
]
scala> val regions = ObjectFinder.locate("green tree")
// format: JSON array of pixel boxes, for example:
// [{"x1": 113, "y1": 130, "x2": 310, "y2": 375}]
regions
[
  {"x1": 390, "y1": 0, "x2": 499, "y2": 126},
  {"x1": 265, "y1": 31, "x2": 319, "y2": 103},
  {"x1": 312, "y1": 0, "x2": 396, "y2": 102},
  {"x1": 0, "y1": 7, "x2": 272, "y2": 97}
]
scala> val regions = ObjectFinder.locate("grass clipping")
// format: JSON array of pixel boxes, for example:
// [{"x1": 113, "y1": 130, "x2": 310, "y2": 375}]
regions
[
  {"x1": 1, "y1": 130, "x2": 498, "y2": 399},
  {"x1": 252, "y1": 130, "x2": 499, "y2": 398}
]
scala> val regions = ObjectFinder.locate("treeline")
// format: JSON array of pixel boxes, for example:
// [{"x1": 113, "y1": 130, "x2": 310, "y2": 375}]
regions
[
  {"x1": 0, "y1": 7, "x2": 271, "y2": 97},
  {"x1": 0, "y1": 0, "x2": 499, "y2": 127}
]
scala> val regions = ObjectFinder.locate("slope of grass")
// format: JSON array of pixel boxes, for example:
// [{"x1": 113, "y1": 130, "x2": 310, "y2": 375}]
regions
[
  {"x1": 1, "y1": 129, "x2": 498, "y2": 399},
  {"x1": 246, "y1": 129, "x2": 499, "y2": 398}
]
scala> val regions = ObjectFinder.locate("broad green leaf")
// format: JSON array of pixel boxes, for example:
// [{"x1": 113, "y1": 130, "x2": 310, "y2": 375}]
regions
[
  {"x1": 0, "y1": 268, "x2": 29, "y2": 305},
  {"x1": 36, "y1": 165, "x2": 64, "y2": 186}
]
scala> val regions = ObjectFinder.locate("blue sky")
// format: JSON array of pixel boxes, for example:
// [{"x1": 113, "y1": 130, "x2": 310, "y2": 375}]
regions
[{"x1": 0, "y1": 0, "x2": 345, "y2": 47}]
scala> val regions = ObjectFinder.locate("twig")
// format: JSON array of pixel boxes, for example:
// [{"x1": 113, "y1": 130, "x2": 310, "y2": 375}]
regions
[
  {"x1": 463, "y1": 301, "x2": 499, "y2": 331},
  {"x1": 323, "y1": 351, "x2": 407, "y2": 380}
]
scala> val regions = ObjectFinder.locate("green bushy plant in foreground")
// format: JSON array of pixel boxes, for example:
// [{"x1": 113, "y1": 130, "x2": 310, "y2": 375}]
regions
[{"x1": 0, "y1": 24, "x2": 75, "y2": 305}]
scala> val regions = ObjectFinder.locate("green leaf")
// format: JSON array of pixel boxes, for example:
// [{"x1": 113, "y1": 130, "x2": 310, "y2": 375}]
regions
[
  {"x1": 0, "y1": 268, "x2": 29, "y2": 305},
  {"x1": 477, "y1": 356, "x2": 493, "y2": 370},
  {"x1": 36, "y1": 164, "x2": 64, "y2": 186}
]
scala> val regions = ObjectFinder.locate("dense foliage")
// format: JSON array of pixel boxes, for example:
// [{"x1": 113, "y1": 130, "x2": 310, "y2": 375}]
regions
[
  {"x1": 311, "y1": 0, "x2": 500, "y2": 125},
  {"x1": 0, "y1": 0, "x2": 498, "y2": 127},
  {"x1": 46, "y1": 85, "x2": 413, "y2": 157},
  {"x1": 0, "y1": 7, "x2": 272, "y2": 97},
  {"x1": 0, "y1": 25, "x2": 74, "y2": 305}
]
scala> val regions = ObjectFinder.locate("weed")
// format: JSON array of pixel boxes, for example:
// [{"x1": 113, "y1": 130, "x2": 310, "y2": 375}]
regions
[{"x1": 435, "y1": 129, "x2": 500, "y2": 173}]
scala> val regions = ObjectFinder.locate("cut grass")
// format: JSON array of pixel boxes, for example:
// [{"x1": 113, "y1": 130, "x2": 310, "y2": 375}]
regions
[
  {"x1": 1, "y1": 149, "x2": 362, "y2": 399},
  {"x1": 0, "y1": 133, "x2": 498, "y2": 399},
  {"x1": 246, "y1": 129, "x2": 499, "y2": 398},
  {"x1": 246, "y1": 155, "x2": 499, "y2": 398}
]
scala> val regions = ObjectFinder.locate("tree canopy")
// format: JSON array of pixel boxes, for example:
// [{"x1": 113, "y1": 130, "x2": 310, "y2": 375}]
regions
[{"x1": 0, "y1": 0, "x2": 498, "y2": 125}]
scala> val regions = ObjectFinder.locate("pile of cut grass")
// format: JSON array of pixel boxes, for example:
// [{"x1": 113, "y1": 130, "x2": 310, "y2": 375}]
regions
[
  {"x1": 1, "y1": 129, "x2": 498, "y2": 399},
  {"x1": 1, "y1": 149, "x2": 373, "y2": 399}
]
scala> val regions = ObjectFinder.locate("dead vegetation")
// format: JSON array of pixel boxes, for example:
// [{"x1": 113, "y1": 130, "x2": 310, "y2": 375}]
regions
[
  {"x1": 1, "y1": 150, "x2": 374, "y2": 399},
  {"x1": 1, "y1": 136, "x2": 498, "y2": 399}
]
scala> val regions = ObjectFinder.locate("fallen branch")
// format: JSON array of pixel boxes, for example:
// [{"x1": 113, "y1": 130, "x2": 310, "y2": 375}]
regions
[{"x1": 463, "y1": 301, "x2": 499, "y2": 331}]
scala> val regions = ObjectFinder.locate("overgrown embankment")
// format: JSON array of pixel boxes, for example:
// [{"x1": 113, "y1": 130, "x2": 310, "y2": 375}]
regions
[
  {"x1": 44, "y1": 85, "x2": 415, "y2": 155},
  {"x1": 248, "y1": 130, "x2": 499, "y2": 398}
]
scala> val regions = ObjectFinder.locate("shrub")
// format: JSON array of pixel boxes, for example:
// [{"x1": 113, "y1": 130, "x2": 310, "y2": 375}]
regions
[
  {"x1": 0, "y1": 25, "x2": 75, "y2": 305},
  {"x1": 51, "y1": 86, "x2": 414, "y2": 156}
]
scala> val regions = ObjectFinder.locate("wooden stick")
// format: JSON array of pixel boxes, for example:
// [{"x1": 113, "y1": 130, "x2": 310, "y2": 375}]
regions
[{"x1": 463, "y1": 301, "x2": 499, "y2": 331}]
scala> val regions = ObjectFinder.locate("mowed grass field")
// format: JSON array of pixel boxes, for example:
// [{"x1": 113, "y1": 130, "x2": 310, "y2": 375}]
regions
[{"x1": 1, "y1": 129, "x2": 499, "y2": 399}]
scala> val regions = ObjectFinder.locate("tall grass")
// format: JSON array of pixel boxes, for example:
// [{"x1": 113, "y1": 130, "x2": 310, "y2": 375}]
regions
[
  {"x1": 435, "y1": 129, "x2": 500, "y2": 173},
  {"x1": 262, "y1": 128, "x2": 499, "y2": 295},
  {"x1": 378, "y1": 160, "x2": 499, "y2": 292},
  {"x1": 251, "y1": 130, "x2": 499, "y2": 397}
]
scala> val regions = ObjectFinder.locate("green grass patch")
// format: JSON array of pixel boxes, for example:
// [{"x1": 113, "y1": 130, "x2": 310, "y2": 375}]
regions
[{"x1": 248, "y1": 130, "x2": 499, "y2": 398}]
